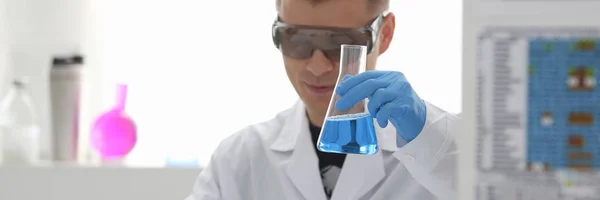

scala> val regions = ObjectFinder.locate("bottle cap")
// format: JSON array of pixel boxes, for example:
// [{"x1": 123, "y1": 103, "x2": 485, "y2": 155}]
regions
[
  {"x1": 12, "y1": 77, "x2": 29, "y2": 88},
  {"x1": 52, "y1": 55, "x2": 84, "y2": 67}
]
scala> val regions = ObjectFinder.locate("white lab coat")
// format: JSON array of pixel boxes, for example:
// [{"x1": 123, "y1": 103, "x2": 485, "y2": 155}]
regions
[{"x1": 185, "y1": 100, "x2": 459, "y2": 200}]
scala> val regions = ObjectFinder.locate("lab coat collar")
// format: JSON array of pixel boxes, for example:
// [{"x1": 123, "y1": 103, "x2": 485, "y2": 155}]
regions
[
  {"x1": 271, "y1": 100, "x2": 395, "y2": 200},
  {"x1": 270, "y1": 100, "x2": 397, "y2": 152}
]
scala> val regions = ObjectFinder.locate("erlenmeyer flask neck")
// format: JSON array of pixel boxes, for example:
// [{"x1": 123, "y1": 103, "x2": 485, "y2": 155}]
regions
[
  {"x1": 328, "y1": 45, "x2": 369, "y2": 118},
  {"x1": 339, "y1": 44, "x2": 368, "y2": 74}
]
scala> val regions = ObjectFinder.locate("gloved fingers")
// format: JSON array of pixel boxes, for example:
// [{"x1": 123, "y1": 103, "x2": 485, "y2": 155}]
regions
[
  {"x1": 389, "y1": 104, "x2": 410, "y2": 119},
  {"x1": 335, "y1": 79, "x2": 388, "y2": 111},
  {"x1": 335, "y1": 71, "x2": 388, "y2": 96},
  {"x1": 367, "y1": 88, "x2": 396, "y2": 118},
  {"x1": 375, "y1": 103, "x2": 393, "y2": 128},
  {"x1": 341, "y1": 75, "x2": 352, "y2": 82},
  {"x1": 389, "y1": 105, "x2": 420, "y2": 141}
]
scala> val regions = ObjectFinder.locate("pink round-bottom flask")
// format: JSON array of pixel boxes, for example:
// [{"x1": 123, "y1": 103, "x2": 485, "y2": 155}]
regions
[{"x1": 90, "y1": 84, "x2": 137, "y2": 159}]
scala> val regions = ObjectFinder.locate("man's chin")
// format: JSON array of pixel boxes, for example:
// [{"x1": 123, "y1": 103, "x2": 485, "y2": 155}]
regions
[
  {"x1": 307, "y1": 101, "x2": 331, "y2": 115},
  {"x1": 303, "y1": 101, "x2": 330, "y2": 127}
]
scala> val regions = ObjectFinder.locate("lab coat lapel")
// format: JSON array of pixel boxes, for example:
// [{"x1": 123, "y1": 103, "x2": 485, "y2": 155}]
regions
[
  {"x1": 285, "y1": 131, "x2": 328, "y2": 200},
  {"x1": 271, "y1": 101, "x2": 328, "y2": 200},
  {"x1": 330, "y1": 120, "x2": 397, "y2": 200}
]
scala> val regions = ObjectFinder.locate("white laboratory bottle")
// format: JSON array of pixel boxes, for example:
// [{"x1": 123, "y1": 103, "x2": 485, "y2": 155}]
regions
[{"x1": 0, "y1": 78, "x2": 41, "y2": 166}]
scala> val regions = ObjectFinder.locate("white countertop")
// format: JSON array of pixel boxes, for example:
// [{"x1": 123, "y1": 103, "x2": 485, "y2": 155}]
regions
[{"x1": 0, "y1": 166, "x2": 202, "y2": 200}]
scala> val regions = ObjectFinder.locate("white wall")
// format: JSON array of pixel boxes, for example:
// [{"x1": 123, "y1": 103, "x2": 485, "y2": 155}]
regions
[
  {"x1": 0, "y1": 0, "x2": 8, "y2": 94},
  {"x1": 0, "y1": 167, "x2": 201, "y2": 200}
]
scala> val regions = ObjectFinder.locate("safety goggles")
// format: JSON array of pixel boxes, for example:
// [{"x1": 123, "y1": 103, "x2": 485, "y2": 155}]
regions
[{"x1": 271, "y1": 14, "x2": 384, "y2": 61}]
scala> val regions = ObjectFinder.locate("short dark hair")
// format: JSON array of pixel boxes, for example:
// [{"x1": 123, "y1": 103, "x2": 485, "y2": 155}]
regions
[{"x1": 276, "y1": 0, "x2": 389, "y2": 14}]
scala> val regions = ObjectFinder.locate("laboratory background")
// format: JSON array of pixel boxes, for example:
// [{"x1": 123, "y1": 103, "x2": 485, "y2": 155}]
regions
[{"x1": 0, "y1": 0, "x2": 461, "y2": 199}]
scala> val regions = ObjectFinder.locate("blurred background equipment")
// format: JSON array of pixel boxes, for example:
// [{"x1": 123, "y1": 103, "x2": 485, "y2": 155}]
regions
[
  {"x1": 0, "y1": 78, "x2": 41, "y2": 166},
  {"x1": 461, "y1": 0, "x2": 600, "y2": 200}
]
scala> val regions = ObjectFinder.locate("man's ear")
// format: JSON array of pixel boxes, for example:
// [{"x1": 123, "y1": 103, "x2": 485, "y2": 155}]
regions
[{"x1": 377, "y1": 13, "x2": 395, "y2": 55}]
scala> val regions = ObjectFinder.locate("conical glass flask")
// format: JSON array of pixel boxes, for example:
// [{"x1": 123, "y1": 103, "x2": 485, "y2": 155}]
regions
[{"x1": 316, "y1": 44, "x2": 378, "y2": 155}]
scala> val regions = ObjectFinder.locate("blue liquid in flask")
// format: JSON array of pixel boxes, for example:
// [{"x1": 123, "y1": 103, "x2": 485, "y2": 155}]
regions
[{"x1": 317, "y1": 113, "x2": 378, "y2": 155}]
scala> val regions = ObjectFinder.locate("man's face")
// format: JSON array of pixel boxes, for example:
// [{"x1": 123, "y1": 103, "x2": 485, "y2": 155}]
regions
[{"x1": 277, "y1": 0, "x2": 395, "y2": 125}]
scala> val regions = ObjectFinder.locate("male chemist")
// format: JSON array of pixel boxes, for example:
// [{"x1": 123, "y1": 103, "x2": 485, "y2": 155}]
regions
[{"x1": 185, "y1": 0, "x2": 459, "y2": 199}]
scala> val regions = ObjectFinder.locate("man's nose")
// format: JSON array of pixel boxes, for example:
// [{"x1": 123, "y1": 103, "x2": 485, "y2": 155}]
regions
[{"x1": 306, "y1": 50, "x2": 334, "y2": 76}]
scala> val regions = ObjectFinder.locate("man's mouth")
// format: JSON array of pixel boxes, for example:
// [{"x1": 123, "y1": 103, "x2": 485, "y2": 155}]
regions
[{"x1": 305, "y1": 82, "x2": 335, "y2": 95}]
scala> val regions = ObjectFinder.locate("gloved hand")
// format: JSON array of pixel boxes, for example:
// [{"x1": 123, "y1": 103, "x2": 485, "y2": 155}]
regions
[{"x1": 335, "y1": 70, "x2": 427, "y2": 142}]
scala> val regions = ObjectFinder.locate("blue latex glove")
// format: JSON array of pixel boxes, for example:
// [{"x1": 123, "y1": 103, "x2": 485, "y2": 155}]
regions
[{"x1": 335, "y1": 70, "x2": 427, "y2": 142}]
